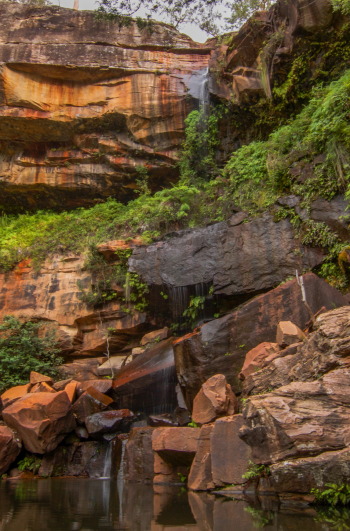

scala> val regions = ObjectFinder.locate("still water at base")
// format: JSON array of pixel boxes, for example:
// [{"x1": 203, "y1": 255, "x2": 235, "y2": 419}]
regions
[{"x1": 0, "y1": 478, "x2": 347, "y2": 530}]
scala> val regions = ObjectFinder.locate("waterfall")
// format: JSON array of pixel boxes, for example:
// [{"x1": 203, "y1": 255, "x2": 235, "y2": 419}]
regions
[
  {"x1": 117, "y1": 439, "x2": 127, "y2": 523},
  {"x1": 117, "y1": 439, "x2": 126, "y2": 484},
  {"x1": 100, "y1": 442, "x2": 113, "y2": 479},
  {"x1": 185, "y1": 67, "x2": 210, "y2": 114},
  {"x1": 198, "y1": 67, "x2": 210, "y2": 115},
  {"x1": 124, "y1": 272, "x2": 131, "y2": 305},
  {"x1": 168, "y1": 285, "x2": 189, "y2": 323},
  {"x1": 147, "y1": 366, "x2": 177, "y2": 415},
  {"x1": 168, "y1": 282, "x2": 212, "y2": 329}
]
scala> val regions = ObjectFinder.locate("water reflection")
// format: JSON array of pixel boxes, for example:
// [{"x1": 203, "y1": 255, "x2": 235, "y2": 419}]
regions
[{"x1": 0, "y1": 479, "x2": 349, "y2": 530}]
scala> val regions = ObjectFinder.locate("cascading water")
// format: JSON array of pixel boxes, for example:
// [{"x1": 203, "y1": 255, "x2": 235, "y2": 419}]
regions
[
  {"x1": 98, "y1": 310, "x2": 114, "y2": 379},
  {"x1": 167, "y1": 281, "x2": 212, "y2": 329},
  {"x1": 186, "y1": 67, "x2": 210, "y2": 112},
  {"x1": 198, "y1": 67, "x2": 210, "y2": 114},
  {"x1": 117, "y1": 439, "x2": 127, "y2": 523},
  {"x1": 168, "y1": 285, "x2": 189, "y2": 323},
  {"x1": 100, "y1": 442, "x2": 113, "y2": 479}
]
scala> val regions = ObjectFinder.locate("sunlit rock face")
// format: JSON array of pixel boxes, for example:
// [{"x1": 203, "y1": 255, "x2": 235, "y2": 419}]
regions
[{"x1": 0, "y1": 3, "x2": 212, "y2": 211}]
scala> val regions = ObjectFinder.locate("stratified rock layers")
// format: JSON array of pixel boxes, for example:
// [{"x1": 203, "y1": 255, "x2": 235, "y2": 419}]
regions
[{"x1": 0, "y1": 3, "x2": 211, "y2": 211}]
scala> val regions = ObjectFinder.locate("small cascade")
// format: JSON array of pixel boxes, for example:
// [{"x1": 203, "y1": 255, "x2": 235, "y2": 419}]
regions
[
  {"x1": 147, "y1": 366, "x2": 178, "y2": 415},
  {"x1": 124, "y1": 272, "x2": 131, "y2": 305},
  {"x1": 117, "y1": 439, "x2": 127, "y2": 484},
  {"x1": 186, "y1": 67, "x2": 211, "y2": 113},
  {"x1": 198, "y1": 67, "x2": 210, "y2": 115},
  {"x1": 117, "y1": 440, "x2": 127, "y2": 523},
  {"x1": 113, "y1": 338, "x2": 178, "y2": 415},
  {"x1": 168, "y1": 285, "x2": 189, "y2": 323},
  {"x1": 167, "y1": 282, "x2": 213, "y2": 330},
  {"x1": 100, "y1": 442, "x2": 113, "y2": 479}
]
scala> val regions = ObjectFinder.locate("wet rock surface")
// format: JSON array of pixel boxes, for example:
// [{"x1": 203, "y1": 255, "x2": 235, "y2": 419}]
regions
[
  {"x1": 174, "y1": 273, "x2": 347, "y2": 407},
  {"x1": 38, "y1": 440, "x2": 113, "y2": 477},
  {"x1": 72, "y1": 388, "x2": 113, "y2": 425},
  {"x1": 112, "y1": 338, "x2": 178, "y2": 414},
  {"x1": 85, "y1": 409, "x2": 135, "y2": 437},
  {"x1": 125, "y1": 427, "x2": 155, "y2": 482},
  {"x1": 130, "y1": 214, "x2": 324, "y2": 296}
]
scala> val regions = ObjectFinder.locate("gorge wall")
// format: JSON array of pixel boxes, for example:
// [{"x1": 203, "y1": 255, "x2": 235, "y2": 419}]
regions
[
  {"x1": 0, "y1": 0, "x2": 350, "y2": 510},
  {"x1": 0, "y1": 3, "x2": 211, "y2": 212}
]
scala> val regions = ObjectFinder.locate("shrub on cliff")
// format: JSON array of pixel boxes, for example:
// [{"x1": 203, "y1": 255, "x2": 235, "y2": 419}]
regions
[{"x1": 0, "y1": 316, "x2": 62, "y2": 393}]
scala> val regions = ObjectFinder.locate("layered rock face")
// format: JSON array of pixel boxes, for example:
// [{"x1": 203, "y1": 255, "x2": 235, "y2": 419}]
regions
[
  {"x1": 0, "y1": 254, "x2": 148, "y2": 357},
  {"x1": 0, "y1": 4, "x2": 211, "y2": 212},
  {"x1": 239, "y1": 306, "x2": 350, "y2": 495}
]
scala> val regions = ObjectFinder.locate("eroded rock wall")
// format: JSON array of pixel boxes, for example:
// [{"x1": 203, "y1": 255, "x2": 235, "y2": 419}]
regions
[
  {"x1": 0, "y1": 4, "x2": 211, "y2": 212},
  {"x1": 0, "y1": 254, "x2": 149, "y2": 357}
]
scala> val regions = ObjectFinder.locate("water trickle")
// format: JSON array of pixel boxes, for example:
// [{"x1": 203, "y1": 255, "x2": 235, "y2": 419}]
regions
[
  {"x1": 117, "y1": 439, "x2": 127, "y2": 484},
  {"x1": 167, "y1": 282, "x2": 212, "y2": 329},
  {"x1": 168, "y1": 285, "x2": 189, "y2": 322},
  {"x1": 100, "y1": 442, "x2": 113, "y2": 479},
  {"x1": 186, "y1": 67, "x2": 210, "y2": 113},
  {"x1": 198, "y1": 67, "x2": 210, "y2": 115},
  {"x1": 124, "y1": 272, "x2": 131, "y2": 305},
  {"x1": 117, "y1": 439, "x2": 127, "y2": 523},
  {"x1": 98, "y1": 310, "x2": 114, "y2": 378}
]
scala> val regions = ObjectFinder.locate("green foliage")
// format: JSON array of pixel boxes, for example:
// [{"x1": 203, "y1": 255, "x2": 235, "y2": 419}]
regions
[
  {"x1": 314, "y1": 506, "x2": 350, "y2": 530},
  {"x1": 179, "y1": 107, "x2": 221, "y2": 185},
  {"x1": 223, "y1": 141, "x2": 277, "y2": 213},
  {"x1": 244, "y1": 506, "x2": 273, "y2": 528},
  {"x1": 177, "y1": 472, "x2": 188, "y2": 483},
  {"x1": 77, "y1": 246, "x2": 130, "y2": 308},
  {"x1": 182, "y1": 295, "x2": 205, "y2": 326},
  {"x1": 135, "y1": 165, "x2": 151, "y2": 196},
  {"x1": 124, "y1": 272, "x2": 149, "y2": 312},
  {"x1": 330, "y1": 0, "x2": 350, "y2": 15},
  {"x1": 242, "y1": 461, "x2": 270, "y2": 482},
  {"x1": 17, "y1": 456, "x2": 42, "y2": 475},
  {"x1": 319, "y1": 260, "x2": 348, "y2": 291},
  {"x1": 0, "y1": 316, "x2": 62, "y2": 393},
  {"x1": 2, "y1": 70, "x2": 350, "y2": 283},
  {"x1": 300, "y1": 221, "x2": 340, "y2": 248},
  {"x1": 227, "y1": 0, "x2": 273, "y2": 29},
  {"x1": 187, "y1": 421, "x2": 199, "y2": 428},
  {"x1": 312, "y1": 484, "x2": 350, "y2": 507}
]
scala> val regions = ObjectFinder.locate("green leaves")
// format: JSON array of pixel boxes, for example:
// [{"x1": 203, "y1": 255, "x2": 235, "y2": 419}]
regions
[
  {"x1": 179, "y1": 107, "x2": 221, "y2": 185},
  {"x1": 312, "y1": 483, "x2": 350, "y2": 507},
  {"x1": 182, "y1": 295, "x2": 205, "y2": 326},
  {"x1": 242, "y1": 461, "x2": 271, "y2": 481},
  {"x1": 0, "y1": 316, "x2": 62, "y2": 393}
]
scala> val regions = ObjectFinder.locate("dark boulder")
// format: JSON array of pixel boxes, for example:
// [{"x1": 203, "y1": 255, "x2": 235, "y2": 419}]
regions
[
  {"x1": 85, "y1": 409, "x2": 135, "y2": 437},
  {"x1": 129, "y1": 214, "x2": 324, "y2": 298},
  {"x1": 174, "y1": 273, "x2": 348, "y2": 408},
  {"x1": 72, "y1": 388, "x2": 113, "y2": 425}
]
